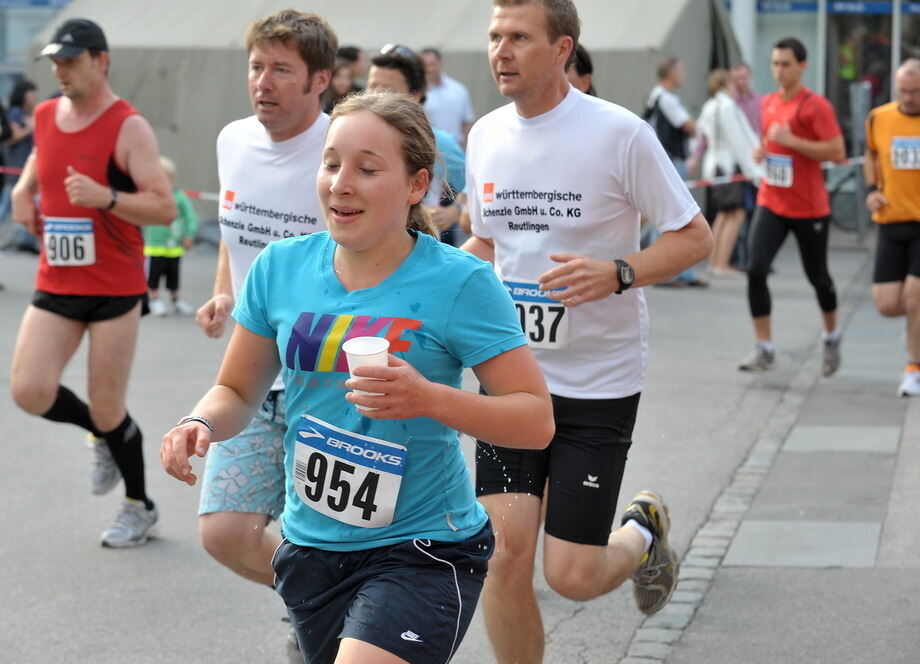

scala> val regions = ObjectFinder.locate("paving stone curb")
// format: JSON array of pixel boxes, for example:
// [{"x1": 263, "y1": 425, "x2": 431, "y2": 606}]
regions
[{"x1": 618, "y1": 252, "x2": 870, "y2": 662}]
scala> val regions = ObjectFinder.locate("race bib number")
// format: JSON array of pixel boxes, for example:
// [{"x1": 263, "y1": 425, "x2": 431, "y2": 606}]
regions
[
  {"x1": 891, "y1": 137, "x2": 920, "y2": 170},
  {"x1": 293, "y1": 415, "x2": 407, "y2": 528},
  {"x1": 43, "y1": 218, "x2": 96, "y2": 266},
  {"x1": 765, "y1": 154, "x2": 793, "y2": 188},
  {"x1": 503, "y1": 280, "x2": 569, "y2": 350}
]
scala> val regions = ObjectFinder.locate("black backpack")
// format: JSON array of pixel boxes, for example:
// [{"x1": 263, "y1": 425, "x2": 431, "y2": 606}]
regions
[{"x1": 643, "y1": 94, "x2": 687, "y2": 160}]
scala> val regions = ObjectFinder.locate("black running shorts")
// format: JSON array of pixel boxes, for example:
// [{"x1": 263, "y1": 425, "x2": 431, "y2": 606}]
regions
[
  {"x1": 476, "y1": 392, "x2": 640, "y2": 546},
  {"x1": 272, "y1": 523, "x2": 493, "y2": 664},
  {"x1": 32, "y1": 290, "x2": 146, "y2": 322},
  {"x1": 873, "y1": 221, "x2": 920, "y2": 284}
]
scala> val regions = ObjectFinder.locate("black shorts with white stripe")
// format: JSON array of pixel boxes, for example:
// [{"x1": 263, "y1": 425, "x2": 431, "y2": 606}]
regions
[{"x1": 272, "y1": 522, "x2": 493, "y2": 664}]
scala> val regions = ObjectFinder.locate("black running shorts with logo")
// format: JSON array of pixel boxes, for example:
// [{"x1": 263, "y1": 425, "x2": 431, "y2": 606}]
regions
[
  {"x1": 32, "y1": 290, "x2": 147, "y2": 322},
  {"x1": 476, "y1": 392, "x2": 640, "y2": 546},
  {"x1": 873, "y1": 221, "x2": 920, "y2": 284},
  {"x1": 272, "y1": 523, "x2": 493, "y2": 664}
]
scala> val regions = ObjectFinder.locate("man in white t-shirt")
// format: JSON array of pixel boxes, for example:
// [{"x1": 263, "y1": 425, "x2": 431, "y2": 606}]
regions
[
  {"x1": 461, "y1": 2, "x2": 712, "y2": 662},
  {"x1": 645, "y1": 56, "x2": 696, "y2": 174},
  {"x1": 188, "y1": 7, "x2": 334, "y2": 614},
  {"x1": 421, "y1": 47, "x2": 476, "y2": 146}
]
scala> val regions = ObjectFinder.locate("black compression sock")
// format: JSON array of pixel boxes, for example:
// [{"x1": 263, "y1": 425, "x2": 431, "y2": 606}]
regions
[
  {"x1": 101, "y1": 415, "x2": 153, "y2": 510},
  {"x1": 41, "y1": 386, "x2": 102, "y2": 437}
]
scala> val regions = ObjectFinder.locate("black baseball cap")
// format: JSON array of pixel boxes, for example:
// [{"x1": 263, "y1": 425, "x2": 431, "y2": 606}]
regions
[{"x1": 38, "y1": 18, "x2": 108, "y2": 59}]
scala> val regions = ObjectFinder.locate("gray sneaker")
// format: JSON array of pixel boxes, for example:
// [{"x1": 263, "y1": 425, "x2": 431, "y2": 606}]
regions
[
  {"x1": 738, "y1": 345, "x2": 775, "y2": 372},
  {"x1": 101, "y1": 499, "x2": 158, "y2": 548},
  {"x1": 621, "y1": 491, "x2": 679, "y2": 615},
  {"x1": 90, "y1": 435, "x2": 121, "y2": 495},
  {"x1": 822, "y1": 337, "x2": 841, "y2": 377}
]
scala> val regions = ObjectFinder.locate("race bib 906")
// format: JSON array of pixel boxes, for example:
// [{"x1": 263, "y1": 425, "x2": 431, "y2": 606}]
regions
[
  {"x1": 891, "y1": 137, "x2": 920, "y2": 170},
  {"x1": 503, "y1": 280, "x2": 569, "y2": 350},
  {"x1": 43, "y1": 218, "x2": 96, "y2": 266},
  {"x1": 294, "y1": 415, "x2": 407, "y2": 528},
  {"x1": 765, "y1": 154, "x2": 793, "y2": 188}
]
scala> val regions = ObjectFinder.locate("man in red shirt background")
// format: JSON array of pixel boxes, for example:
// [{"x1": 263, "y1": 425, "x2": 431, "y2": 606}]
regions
[
  {"x1": 9, "y1": 18, "x2": 175, "y2": 547},
  {"x1": 739, "y1": 36, "x2": 846, "y2": 376}
]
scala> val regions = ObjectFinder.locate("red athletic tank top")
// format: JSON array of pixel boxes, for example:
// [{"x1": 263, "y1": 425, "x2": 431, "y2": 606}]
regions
[{"x1": 33, "y1": 97, "x2": 146, "y2": 296}]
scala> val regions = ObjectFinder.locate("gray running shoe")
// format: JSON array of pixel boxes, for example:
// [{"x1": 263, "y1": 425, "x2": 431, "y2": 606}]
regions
[
  {"x1": 738, "y1": 345, "x2": 775, "y2": 372},
  {"x1": 101, "y1": 499, "x2": 158, "y2": 548},
  {"x1": 621, "y1": 491, "x2": 679, "y2": 615},
  {"x1": 90, "y1": 435, "x2": 121, "y2": 495},
  {"x1": 822, "y1": 337, "x2": 841, "y2": 377}
]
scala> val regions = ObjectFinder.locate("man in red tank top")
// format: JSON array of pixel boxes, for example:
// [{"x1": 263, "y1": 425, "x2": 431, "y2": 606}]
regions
[
  {"x1": 739, "y1": 37, "x2": 846, "y2": 378},
  {"x1": 9, "y1": 18, "x2": 175, "y2": 547}
]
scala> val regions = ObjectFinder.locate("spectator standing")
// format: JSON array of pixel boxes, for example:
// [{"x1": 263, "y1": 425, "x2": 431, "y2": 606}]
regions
[
  {"x1": 697, "y1": 68, "x2": 763, "y2": 276},
  {"x1": 421, "y1": 47, "x2": 476, "y2": 146},
  {"x1": 644, "y1": 56, "x2": 707, "y2": 287},
  {"x1": 337, "y1": 46, "x2": 366, "y2": 92},
  {"x1": 322, "y1": 59, "x2": 354, "y2": 113},
  {"x1": 144, "y1": 155, "x2": 198, "y2": 316}
]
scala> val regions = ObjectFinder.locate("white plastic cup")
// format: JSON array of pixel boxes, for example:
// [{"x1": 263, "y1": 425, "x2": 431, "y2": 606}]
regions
[{"x1": 342, "y1": 336, "x2": 390, "y2": 410}]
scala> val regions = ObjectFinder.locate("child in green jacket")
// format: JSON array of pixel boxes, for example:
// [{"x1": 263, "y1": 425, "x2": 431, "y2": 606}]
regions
[{"x1": 144, "y1": 156, "x2": 198, "y2": 316}]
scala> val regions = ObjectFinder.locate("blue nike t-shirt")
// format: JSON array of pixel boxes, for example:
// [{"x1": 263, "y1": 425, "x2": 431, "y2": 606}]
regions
[{"x1": 233, "y1": 230, "x2": 526, "y2": 551}]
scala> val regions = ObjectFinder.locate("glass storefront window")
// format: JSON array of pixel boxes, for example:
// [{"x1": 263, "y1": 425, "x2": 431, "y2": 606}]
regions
[{"x1": 826, "y1": 2, "x2": 893, "y2": 150}]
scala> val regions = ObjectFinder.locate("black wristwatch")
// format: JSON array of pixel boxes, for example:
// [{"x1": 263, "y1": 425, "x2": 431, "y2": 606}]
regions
[{"x1": 614, "y1": 259, "x2": 635, "y2": 294}]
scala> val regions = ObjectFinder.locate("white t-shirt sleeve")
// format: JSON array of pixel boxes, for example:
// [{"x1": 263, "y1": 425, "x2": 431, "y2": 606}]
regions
[
  {"x1": 658, "y1": 89, "x2": 691, "y2": 129},
  {"x1": 624, "y1": 121, "x2": 700, "y2": 233}
]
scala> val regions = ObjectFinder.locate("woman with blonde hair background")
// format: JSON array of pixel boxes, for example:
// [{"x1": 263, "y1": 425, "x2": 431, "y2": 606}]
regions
[{"x1": 697, "y1": 68, "x2": 763, "y2": 276}]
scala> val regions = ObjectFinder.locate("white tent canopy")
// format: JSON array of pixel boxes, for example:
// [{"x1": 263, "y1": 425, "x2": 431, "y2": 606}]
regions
[{"x1": 30, "y1": 0, "x2": 739, "y2": 203}]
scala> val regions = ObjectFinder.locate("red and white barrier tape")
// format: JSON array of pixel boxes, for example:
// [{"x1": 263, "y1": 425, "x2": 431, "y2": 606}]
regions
[
  {"x1": 2, "y1": 156, "x2": 868, "y2": 198},
  {"x1": 683, "y1": 156, "x2": 865, "y2": 190}
]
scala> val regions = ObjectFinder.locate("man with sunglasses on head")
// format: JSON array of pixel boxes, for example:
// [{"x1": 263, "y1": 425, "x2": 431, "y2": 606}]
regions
[{"x1": 369, "y1": 44, "x2": 467, "y2": 245}]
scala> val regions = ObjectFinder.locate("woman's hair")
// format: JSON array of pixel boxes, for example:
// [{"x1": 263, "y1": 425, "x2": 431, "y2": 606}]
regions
[
  {"x1": 568, "y1": 43, "x2": 596, "y2": 96},
  {"x1": 331, "y1": 59, "x2": 353, "y2": 90},
  {"x1": 707, "y1": 68, "x2": 730, "y2": 98},
  {"x1": 9, "y1": 79, "x2": 36, "y2": 108},
  {"x1": 330, "y1": 91, "x2": 439, "y2": 238}
]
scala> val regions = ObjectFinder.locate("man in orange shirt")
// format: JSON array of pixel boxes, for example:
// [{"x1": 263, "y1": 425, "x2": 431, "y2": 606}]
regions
[
  {"x1": 739, "y1": 37, "x2": 846, "y2": 376},
  {"x1": 865, "y1": 58, "x2": 920, "y2": 396}
]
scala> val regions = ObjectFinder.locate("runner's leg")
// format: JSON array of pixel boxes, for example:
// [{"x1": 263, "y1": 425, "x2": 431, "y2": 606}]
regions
[
  {"x1": 198, "y1": 392, "x2": 286, "y2": 587},
  {"x1": 747, "y1": 207, "x2": 790, "y2": 341},
  {"x1": 10, "y1": 305, "x2": 86, "y2": 417},
  {"x1": 199, "y1": 512, "x2": 279, "y2": 586},
  {"x1": 543, "y1": 527, "x2": 644, "y2": 601},
  {"x1": 789, "y1": 217, "x2": 837, "y2": 331},
  {"x1": 87, "y1": 303, "x2": 151, "y2": 506},
  {"x1": 477, "y1": 493, "x2": 544, "y2": 664}
]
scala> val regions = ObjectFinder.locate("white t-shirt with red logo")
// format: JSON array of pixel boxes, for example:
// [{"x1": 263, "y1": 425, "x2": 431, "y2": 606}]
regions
[
  {"x1": 467, "y1": 87, "x2": 699, "y2": 399},
  {"x1": 217, "y1": 113, "x2": 329, "y2": 296},
  {"x1": 217, "y1": 113, "x2": 329, "y2": 392}
]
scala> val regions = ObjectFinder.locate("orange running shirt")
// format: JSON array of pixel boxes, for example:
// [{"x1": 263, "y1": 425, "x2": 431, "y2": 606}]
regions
[{"x1": 865, "y1": 101, "x2": 920, "y2": 224}]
